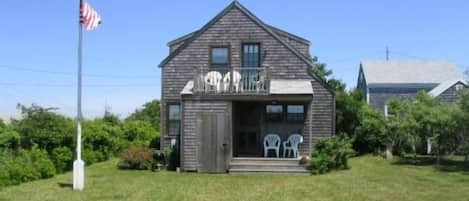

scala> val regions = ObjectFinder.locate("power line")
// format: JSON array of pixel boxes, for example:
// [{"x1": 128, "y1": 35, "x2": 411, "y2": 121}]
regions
[
  {"x1": 0, "y1": 65, "x2": 157, "y2": 79},
  {"x1": 0, "y1": 82, "x2": 158, "y2": 88}
]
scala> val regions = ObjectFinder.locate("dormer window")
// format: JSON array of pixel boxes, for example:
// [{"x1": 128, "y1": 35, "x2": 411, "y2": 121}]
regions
[
  {"x1": 455, "y1": 84, "x2": 464, "y2": 91},
  {"x1": 210, "y1": 47, "x2": 229, "y2": 67},
  {"x1": 242, "y1": 43, "x2": 260, "y2": 67}
]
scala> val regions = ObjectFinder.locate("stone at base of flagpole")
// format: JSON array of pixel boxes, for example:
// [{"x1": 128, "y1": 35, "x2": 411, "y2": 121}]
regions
[{"x1": 73, "y1": 159, "x2": 85, "y2": 190}]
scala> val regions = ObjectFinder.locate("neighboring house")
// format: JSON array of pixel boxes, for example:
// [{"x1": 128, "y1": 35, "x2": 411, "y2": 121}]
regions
[
  {"x1": 159, "y1": 1, "x2": 335, "y2": 173},
  {"x1": 357, "y1": 60, "x2": 468, "y2": 110}
]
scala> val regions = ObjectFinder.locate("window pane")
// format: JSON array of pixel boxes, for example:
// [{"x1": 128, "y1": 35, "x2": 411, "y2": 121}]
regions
[
  {"x1": 287, "y1": 105, "x2": 304, "y2": 113},
  {"x1": 169, "y1": 105, "x2": 180, "y2": 120},
  {"x1": 242, "y1": 44, "x2": 260, "y2": 67},
  {"x1": 211, "y1": 48, "x2": 228, "y2": 65},
  {"x1": 168, "y1": 104, "x2": 181, "y2": 136},
  {"x1": 266, "y1": 105, "x2": 283, "y2": 121},
  {"x1": 287, "y1": 105, "x2": 304, "y2": 121},
  {"x1": 266, "y1": 105, "x2": 282, "y2": 113}
]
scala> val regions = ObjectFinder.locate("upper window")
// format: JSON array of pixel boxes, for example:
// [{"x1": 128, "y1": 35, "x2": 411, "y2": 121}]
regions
[
  {"x1": 265, "y1": 105, "x2": 283, "y2": 121},
  {"x1": 455, "y1": 84, "x2": 464, "y2": 91},
  {"x1": 211, "y1": 47, "x2": 229, "y2": 67},
  {"x1": 168, "y1": 104, "x2": 181, "y2": 136},
  {"x1": 287, "y1": 105, "x2": 305, "y2": 121},
  {"x1": 242, "y1": 43, "x2": 260, "y2": 67}
]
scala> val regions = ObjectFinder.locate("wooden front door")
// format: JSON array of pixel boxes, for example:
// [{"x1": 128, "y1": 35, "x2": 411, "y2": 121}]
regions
[{"x1": 197, "y1": 113, "x2": 231, "y2": 173}]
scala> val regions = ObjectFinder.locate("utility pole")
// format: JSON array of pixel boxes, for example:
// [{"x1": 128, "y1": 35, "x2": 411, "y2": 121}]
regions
[{"x1": 386, "y1": 46, "x2": 389, "y2": 61}]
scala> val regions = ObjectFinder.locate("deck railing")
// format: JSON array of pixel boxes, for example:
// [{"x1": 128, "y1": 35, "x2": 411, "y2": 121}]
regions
[{"x1": 193, "y1": 66, "x2": 270, "y2": 95}]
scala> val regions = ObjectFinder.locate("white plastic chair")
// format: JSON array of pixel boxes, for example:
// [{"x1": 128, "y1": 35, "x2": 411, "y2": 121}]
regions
[
  {"x1": 283, "y1": 134, "x2": 303, "y2": 158},
  {"x1": 222, "y1": 71, "x2": 241, "y2": 92},
  {"x1": 263, "y1": 134, "x2": 281, "y2": 157},
  {"x1": 204, "y1": 71, "x2": 222, "y2": 92}
]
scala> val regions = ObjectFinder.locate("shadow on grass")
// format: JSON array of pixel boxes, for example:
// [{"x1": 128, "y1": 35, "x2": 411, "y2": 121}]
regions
[
  {"x1": 392, "y1": 155, "x2": 469, "y2": 173},
  {"x1": 57, "y1": 182, "x2": 73, "y2": 189}
]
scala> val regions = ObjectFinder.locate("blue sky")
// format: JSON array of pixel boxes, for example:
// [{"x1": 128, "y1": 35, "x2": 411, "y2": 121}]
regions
[{"x1": 1, "y1": 0, "x2": 468, "y2": 119}]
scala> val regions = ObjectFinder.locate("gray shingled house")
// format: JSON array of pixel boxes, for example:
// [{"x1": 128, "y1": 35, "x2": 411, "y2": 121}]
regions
[
  {"x1": 357, "y1": 60, "x2": 468, "y2": 110},
  {"x1": 159, "y1": 1, "x2": 335, "y2": 173}
]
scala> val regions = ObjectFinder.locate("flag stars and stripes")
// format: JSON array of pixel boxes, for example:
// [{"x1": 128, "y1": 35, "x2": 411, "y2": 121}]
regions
[{"x1": 81, "y1": 1, "x2": 101, "y2": 31}]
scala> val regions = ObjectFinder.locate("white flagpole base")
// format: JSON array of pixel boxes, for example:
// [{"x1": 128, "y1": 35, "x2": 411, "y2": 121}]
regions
[{"x1": 73, "y1": 159, "x2": 85, "y2": 190}]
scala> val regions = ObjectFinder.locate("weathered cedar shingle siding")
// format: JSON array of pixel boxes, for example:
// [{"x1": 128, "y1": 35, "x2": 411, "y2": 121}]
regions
[
  {"x1": 163, "y1": 7, "x2": 317, "y2": 100},
  {"x1": 437, "y1": 84, "x2": 467, "y2": 103},
  {"x1": 160, "y1": 2, "x2": 335, "y2": 170},
  {"x1": 181, "y1": 101, "x2": 231, "y2": 171},
  {"x1": 368, "y1": 87, "x2": 431, "y2": 111}
]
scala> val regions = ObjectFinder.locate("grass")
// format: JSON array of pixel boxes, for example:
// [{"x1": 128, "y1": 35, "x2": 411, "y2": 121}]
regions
[{"x1": 1, "y1": 155, "x2": 469, "y2": 201}]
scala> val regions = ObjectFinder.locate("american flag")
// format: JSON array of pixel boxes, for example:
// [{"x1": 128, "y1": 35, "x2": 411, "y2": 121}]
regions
[{"x1": 80, "y1": 1, "x2": 101, "y2": 31}]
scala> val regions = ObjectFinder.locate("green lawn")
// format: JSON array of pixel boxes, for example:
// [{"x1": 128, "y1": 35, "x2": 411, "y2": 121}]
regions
[{"x1": 1, "y1": 156, "x2": 469, "y2": 201}]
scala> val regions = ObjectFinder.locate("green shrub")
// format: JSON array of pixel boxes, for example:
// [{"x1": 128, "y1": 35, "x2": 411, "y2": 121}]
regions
[
  {"x1": 11, "y1": 104, "x2": 74, "y2": 152},
  {"x1": 0, "y1": 124, "x2": 21, "y2": 150},
  {"x1": 82, "y1": 120, "x2": 121, "y2": 160},
  {"x1": 28, "y1": 145, "x2": 56, "y2": 178},
  {"x1": 164, "y1": 145, "x2": 179, "y2": 171},
  {"x1": 0, "y1": 147, "x2": 56, "y2": 186},
  {"x1": 310, "y1": 136, "x2": 355, "y2": 174},
  {"x1": 117, "y1": 147, "x2": 154, "y2": 170},
  {"x1": 4, "y1": 150, "x2": 41, "y2": 184},
  {"x1": 82, "y1": 148, "x2": 99, "y2": 165},
  {"x1": 121, "y1": 120, "x2": 156, "y2": 148},
  {"x1": 51, "y1": 146, "x2": 73, "y2": 173}
]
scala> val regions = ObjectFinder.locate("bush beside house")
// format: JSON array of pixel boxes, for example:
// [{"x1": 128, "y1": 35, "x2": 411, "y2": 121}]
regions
[{"x1": 0, "y1": 100, "x2": 161, "y2": 188}]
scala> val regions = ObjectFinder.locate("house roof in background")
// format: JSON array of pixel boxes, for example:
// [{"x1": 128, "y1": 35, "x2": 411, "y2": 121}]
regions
[
  {"x1": 361, "y1": 60, "x2": 462, "y2": 85},
  {"x1": 428, "y1": 78, "x2": 468, "y2": 97}
]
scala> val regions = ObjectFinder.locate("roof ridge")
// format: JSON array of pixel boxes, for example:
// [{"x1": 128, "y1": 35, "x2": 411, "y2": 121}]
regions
[
  {"x1": 265, "y1": 24, "x2": 310, "y2": 45},
  {"x1": 158, "y1": 1, "x2": 335, "y2": 94}
]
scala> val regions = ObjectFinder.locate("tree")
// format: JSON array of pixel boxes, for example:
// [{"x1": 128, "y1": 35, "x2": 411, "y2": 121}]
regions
[
  {"x1": 102, "y1": 106, "x2": 121, "y2": 126},
  {"x1": 311, "y1": 56, "x2": 346, "y2": 92},
  {"x1": 354, "y1": 104, "x2": 387, "y2": 154},
  {"x1": 121, "y1": 120, "x2": 157, "y2": 148},
  {"x1": 0, "y1": 121, "x2": 21, "y2": 150},
  {"x1": 336, "y1": 89, "x2": 365, "y2": 135},
  {"x1": 385, "y1": 99, "x2": 418, "y2": 159},
  {"x1": 412, "y1": 92, "x2": 440, "y2": 155},
  {"x1": 126, "y1": 100, "x2": 160, "y2": 132},
  {"x1": 457, "y1": 90, "x2": 469, "y2": 166},
  {"x1": 11, "y1": 104, "x2": 74, "y2": 152}
]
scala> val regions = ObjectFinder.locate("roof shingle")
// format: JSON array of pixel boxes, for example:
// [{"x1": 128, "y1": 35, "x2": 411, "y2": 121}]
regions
[{"x1": 361, "y1": 60, "x2": 462, "y2": 85}]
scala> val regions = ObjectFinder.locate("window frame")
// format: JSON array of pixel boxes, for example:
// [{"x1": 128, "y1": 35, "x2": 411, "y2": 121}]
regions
[
  {"x1": 265, "y1": 104, "x2": 283, "y2": 122},
  {"x1": 286, "y1": 104, "x2": 305, "y2": 122},
  {"x1": 166, "y1": 103, "x2": 181, "y2": 136},
  {"x1": 455, "y1": 83, "x2": 465, "y2": 91},
  {"x1": 241, "y1": 43, "x2": 261, "y2": 68},
  {"x1": 209, "y1": 46, "x2": 230, "y2": 68}
]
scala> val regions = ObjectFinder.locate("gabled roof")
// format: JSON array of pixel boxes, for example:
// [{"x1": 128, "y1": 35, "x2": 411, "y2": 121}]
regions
[
  {"x1": 167, "y1": 25, "x2": 310, "y2": 47},
  {"x1": 159, "y1": 1, "x2": 334, "y2": 94},
  {"x1": 360, "y1": 60, "x2": 462, "y2": 85},
  {"x1": 167, "y1": 31, "x2": 197, "y2": 46},
  {"x1": 428, "y1": 78, "x2": 468, "y2": 97},
  {"x1": 159, "y1": 1, "x2": 314, "y2": 68}
]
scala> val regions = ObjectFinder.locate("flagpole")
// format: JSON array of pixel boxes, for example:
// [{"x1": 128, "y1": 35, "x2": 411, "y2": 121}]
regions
[{"x1": 73, "y1": 0, "x2": 85, "y2": 191}]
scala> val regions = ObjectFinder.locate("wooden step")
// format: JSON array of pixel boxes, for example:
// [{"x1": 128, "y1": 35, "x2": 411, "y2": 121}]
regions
[
  {"x1": 229, "y1": 168, "x2": 309, "y2": 174},
  {"x1": 229, "y1": 157, "x2": 309, "y2": 174}
]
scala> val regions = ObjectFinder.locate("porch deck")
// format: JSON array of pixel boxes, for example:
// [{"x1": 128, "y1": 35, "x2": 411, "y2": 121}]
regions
[{"x1": 229, "y1": 157, "x2": 309, "y2": 174}]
